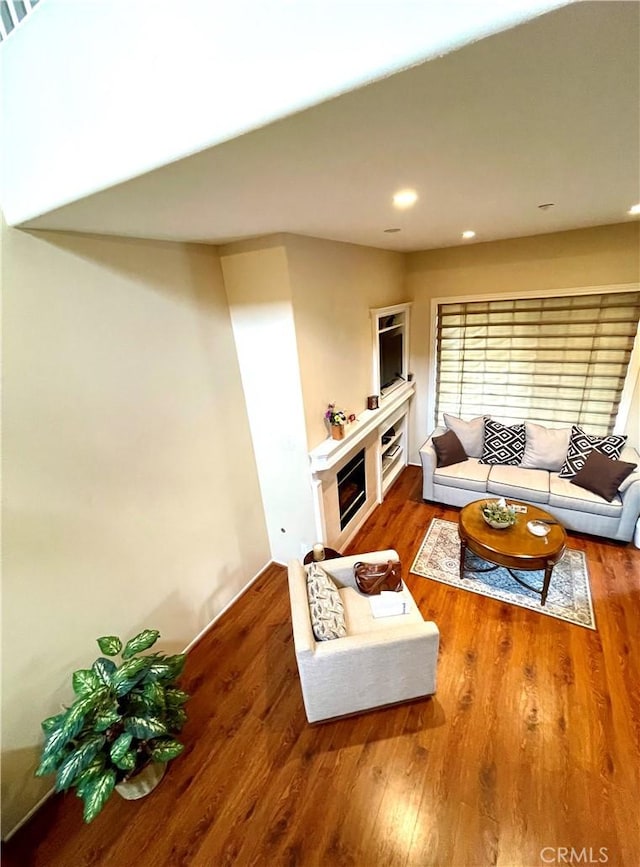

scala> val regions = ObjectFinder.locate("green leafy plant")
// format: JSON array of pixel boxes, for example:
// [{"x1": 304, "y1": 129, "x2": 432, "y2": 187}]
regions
[
  {"x1": 482, "y1": 500, "x2": 517, "y2": 527},
  {"x1": 36, "y1": 629, "x2": 189, "y2": 823}
]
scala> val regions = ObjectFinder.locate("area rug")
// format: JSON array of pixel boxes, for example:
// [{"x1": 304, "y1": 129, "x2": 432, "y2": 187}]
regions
[{"x1": 410, "y1": 518, "x2": 596, "y2": 629}]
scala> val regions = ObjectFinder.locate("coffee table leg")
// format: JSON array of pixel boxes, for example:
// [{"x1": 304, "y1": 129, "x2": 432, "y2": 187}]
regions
[
  {"x1": 459, "y1": 540, "x2": 467, "y2": 580},
  {"x1": 541, "y1": 562, "x2": 553, "y2": 606}
]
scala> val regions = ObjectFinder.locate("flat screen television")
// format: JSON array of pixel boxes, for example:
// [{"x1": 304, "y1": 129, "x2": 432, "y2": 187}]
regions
[{"x1": 380, "y1": 328, "x2": 404, "y2": 392}]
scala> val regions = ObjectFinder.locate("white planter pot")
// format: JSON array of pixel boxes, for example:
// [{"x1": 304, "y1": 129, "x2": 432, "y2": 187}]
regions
[{"x1": 115, "y1": 761, "x2": 166, "y2": 801}]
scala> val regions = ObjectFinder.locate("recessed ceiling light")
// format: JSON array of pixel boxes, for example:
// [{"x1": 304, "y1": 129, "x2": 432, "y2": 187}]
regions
[
  {"x1": 384, "y1": 228, "x2": 402, "y2": 233},
  {"x1": 628, "y1": 203, "x2": 640, "y2": 215},
  {"x1": 393, "y1": 189, "x2": 418, "y2": 209},
  {"x1": 461, "y1": 230, "x2": 476, "y2": 239}
]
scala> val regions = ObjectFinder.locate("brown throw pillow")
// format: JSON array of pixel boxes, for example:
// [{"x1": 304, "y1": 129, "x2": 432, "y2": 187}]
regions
[
  {"x1": 570, "y1": 449, "x2": 637, "y2": 502},
  {"x1": 433, "y1": 429, "x2": 468, "y2": 468}
]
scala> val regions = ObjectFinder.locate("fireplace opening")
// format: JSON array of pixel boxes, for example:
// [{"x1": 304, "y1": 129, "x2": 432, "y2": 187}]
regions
[{"x1": 337, "y1": 449, "x2": 366, "y2": 530}]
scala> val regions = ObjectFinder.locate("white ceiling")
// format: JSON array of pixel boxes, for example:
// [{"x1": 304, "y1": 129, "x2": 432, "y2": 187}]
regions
[{"x1": 23, "y1": 1, "x2": 640, "y2": 252}]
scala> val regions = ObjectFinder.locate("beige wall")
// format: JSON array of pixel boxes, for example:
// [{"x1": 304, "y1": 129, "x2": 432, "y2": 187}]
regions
[
  {"x1": 1, "y1": 222, "x2": 269, "y2": 836},
  {"x1": 405, "y1": 223, "x2": 640, "y2": 459},
  {"x1": 220, "y1": 239, "x2": 318, "y2": 563},
  {"x1": 284, "y1": 234, "x2": 406, "y2": 448},
  {"x1": 218, "y1": 234, "x2": 405, "y2": 561}
]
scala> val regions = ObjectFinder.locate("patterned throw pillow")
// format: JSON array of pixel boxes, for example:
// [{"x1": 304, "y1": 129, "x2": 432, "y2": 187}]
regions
[
  {"x1": 306, "y1": 563, "x2": 347, "y2": 641},
  {"x1": 559, "y1": 426, "x2": 627, "y2": 479},
  {"x1": 479, "y1": 419, "x2": 526, "y2": 465}
]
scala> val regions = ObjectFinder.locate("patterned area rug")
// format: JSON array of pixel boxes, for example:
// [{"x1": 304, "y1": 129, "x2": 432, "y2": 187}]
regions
[{"x1": 410, "y1": 518, "x2": 596, "y2": 629}]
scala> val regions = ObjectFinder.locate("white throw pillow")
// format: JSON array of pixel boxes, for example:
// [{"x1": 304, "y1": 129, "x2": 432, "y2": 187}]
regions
[
  {"x1": 306, "y1": 563, "x2": 347, "y2": 641},
  {"x1": 521, "y1": 422, "x2": 571, "y2": 471},
  {"x1": 443, "y1": 413, "x2": 486, "y2": 458}
]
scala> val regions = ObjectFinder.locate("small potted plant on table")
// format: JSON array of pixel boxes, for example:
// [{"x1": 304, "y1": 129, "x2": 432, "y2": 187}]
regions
[
  {"x1": 36, "y1": 629, "x2": 189, "y2": 822},
  {"x1": 481, "y1": 499, "x2": 517, "y2": 529}
]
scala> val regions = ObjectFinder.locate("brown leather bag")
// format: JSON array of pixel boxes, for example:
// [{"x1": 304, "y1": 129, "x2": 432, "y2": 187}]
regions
[{"x1": 353, "y1": 560, "x2": 402, "y2": 595}]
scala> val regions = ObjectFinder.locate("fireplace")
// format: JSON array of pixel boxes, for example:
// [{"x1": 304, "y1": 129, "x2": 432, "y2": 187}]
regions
[
  {"x1": 337, "y1": 449, "x2": 366, "y2": 530},
  {"x1": 308, "y1": 382, "x2": 413, "y2": 549}
]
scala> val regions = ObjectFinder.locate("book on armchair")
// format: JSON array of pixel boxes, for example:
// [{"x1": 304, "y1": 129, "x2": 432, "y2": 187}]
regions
[{"x1": 369, "y1": 590, "x2": 409, "y2": 618}]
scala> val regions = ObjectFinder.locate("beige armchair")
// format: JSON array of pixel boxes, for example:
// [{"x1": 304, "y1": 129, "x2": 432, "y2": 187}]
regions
[{"x1": 287, "y1": 549, "x2": 439, "y2": 723}]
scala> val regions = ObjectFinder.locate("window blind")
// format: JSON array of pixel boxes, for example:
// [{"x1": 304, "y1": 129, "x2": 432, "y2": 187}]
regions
[{"x1": 435, "y1": 291, "x2": 640, "y2": 436}]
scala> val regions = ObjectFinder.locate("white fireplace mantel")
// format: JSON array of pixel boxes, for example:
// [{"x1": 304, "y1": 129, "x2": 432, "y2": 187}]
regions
[{"x1": 308, "y1": 382, "x2": 415, "y2": 472}]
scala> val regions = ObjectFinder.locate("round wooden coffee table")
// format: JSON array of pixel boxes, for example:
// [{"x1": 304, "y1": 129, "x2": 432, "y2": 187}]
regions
[{"x1": 458, "y1": 500, "x2": 567, "y2": 606}]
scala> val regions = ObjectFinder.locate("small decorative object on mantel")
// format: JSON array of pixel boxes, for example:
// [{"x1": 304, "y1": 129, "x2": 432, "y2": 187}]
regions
[
  {"x1": 367, "y1": 395, "x2": 379, "y2": 410},
  {"x1": 325, "y1": 403, "x2": 348, "y2": 440}
]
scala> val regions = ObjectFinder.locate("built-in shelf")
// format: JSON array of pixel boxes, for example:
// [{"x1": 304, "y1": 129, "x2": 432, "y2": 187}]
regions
[
  {"x1": 307, "y1": 305, "x2": 414, "y2": 549},
  {"x1": 308, "y1": 382, "x2": 414, "y2": 551},
  {"x1": 382, "y1": 449, "x2": 402, "y2": 472},
  {"x1": 371, "y1": 302, "x2": 411, "y2": 398},
  {"x1": 381, "y1": 432, "x2": 401, "y2": 452},
  {"x1": 380, "y1": 405, "x2": 408, "y2": 495},
  {"x1": 309, "y1": 381, "x2": 414, "y2": 472}
]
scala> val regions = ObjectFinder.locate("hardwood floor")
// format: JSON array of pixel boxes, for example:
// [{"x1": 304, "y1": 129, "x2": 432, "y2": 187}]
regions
[{"x1": 4, "y1": 466, "x2": 640, "y2": 867}]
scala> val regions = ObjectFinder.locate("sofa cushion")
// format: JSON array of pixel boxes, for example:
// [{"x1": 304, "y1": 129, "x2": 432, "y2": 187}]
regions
[
  {"x1": 433, "y1": 429, "x2": 468, "y2": 467},
  {"x1": 443, "y1": 413, "x2": 486, "y2": 458},
  {"x1": 549, "y1": 474, "x2": 623, "y2": 517},
  {"x1": 570, "y1": 450, "x2": 637, "y2": 502},
  {"x1": 480, "y1": 419, "x2": 526, "y2": 465},
  {"x1": 306, "y1": 563, "x2": 347, "y2": 641},
  {"x1": 487, "y1": 465, "x2": 550, "y2": 503},
  {"x1": 559, "y1": 426, "x2": 627, "y2": 478},
  {"x1": 521, "y1": 422, "x2": 571, "y2": 471},
  {"x1": 338, "y1": 585, "x2": 423, "y2": 636},
  {"x1": 434, "y1": 458, "x2": 491, "y2": 492}
]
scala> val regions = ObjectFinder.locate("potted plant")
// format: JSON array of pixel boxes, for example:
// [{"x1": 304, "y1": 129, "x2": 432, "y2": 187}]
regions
[
  {"x1": 481, "y1": 499, "x2": 517, "y2": 529},
  {"x1": 36, "y1": 629, "x2": 189, "y2": 823},
  {"x1": 325, "y1": 403, "x2": 348, "y2": 440}
]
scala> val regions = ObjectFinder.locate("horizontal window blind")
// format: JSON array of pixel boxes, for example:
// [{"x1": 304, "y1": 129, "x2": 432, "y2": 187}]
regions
[{"x1": 435, "y1": 291, "x2": 640, "y2": 436}]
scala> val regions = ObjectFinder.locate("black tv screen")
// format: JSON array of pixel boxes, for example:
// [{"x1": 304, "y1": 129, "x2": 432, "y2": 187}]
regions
[{"x1": 380, "y1": 329, "x2": 404, "y2": 390}]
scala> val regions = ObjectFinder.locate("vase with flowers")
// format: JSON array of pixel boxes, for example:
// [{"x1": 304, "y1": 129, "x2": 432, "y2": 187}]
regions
[{"x1": 325, "y1": 403, "x2": 348, "y2": 440}]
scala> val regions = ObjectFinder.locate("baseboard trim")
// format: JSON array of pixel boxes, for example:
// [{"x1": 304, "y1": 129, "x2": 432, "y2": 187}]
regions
[
  {"x1": 183, "y1": 559, "x2": 272, "y2": 653},
  {"x1": 2, "y1": 558, "x2": 274, "y2": 842},
  {"x1": 3, "y1": 788, "x2": 55, "y2": 842}
]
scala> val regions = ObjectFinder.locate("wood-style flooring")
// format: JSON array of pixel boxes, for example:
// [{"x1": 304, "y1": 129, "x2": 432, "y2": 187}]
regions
[{"x1": 3, "y1": 466, "x2": 640, "y2": 867}]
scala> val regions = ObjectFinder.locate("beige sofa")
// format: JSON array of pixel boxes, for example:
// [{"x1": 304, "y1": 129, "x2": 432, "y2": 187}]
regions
[
  {"x1": 420, "y1": 427, "x2": 640, "y2": 543},
  {"x1": 287, "y1": 550, "x2": 439, "y2": 723}
]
